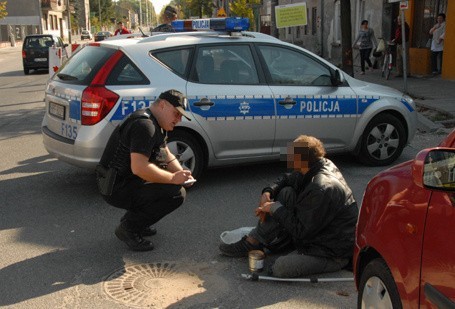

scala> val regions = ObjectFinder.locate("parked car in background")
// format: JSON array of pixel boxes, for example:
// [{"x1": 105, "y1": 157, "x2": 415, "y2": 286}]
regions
[
  {"x1": 41, "y1": 17, "x2": 417, "y2": 179},
  {"x1": 81, "y1": 30, "x2": 93, "y2": 40},
  {"x1": 22, "y1": 34, "x2": 68, "y2": 75},
  {"x1": 354, "y1": 129, "x2": 455, "y2": 308},
  {"x1": 94, "y1": 31, "x2": 112, "y2": 42}
]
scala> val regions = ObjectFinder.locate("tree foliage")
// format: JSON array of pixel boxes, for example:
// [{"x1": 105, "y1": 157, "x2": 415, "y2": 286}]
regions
[
  {"x1": 0, "y1": 1, "x2": 8, "y2": 20},
  {"x1": 230, "y1": 0, "x2": 259, "y2": 30},
  {"x1": 169, "y1": 0, "x2": 212, "y2": 19}
]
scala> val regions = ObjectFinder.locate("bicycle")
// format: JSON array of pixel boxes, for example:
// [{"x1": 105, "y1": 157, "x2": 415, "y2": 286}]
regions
[{"x1": 381, "y1": 41, "x2": 396, "y2": 80}]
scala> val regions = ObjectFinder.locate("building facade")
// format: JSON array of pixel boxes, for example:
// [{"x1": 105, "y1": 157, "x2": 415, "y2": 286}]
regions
[
  {"x1": 261, "y1": 0, "x2": 454, "y2": 80},
  {"x1": 0, "y1": 0, "x2": 91, "y2": 44}
]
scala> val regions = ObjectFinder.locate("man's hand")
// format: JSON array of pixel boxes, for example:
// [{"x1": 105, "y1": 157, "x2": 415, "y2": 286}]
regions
[
  {"x1": 259, "y1": 192, "x2": 271, "y2": 207},
  {"x1": 255, "y1": 201, "x2": 275, "y2": 222},
  {"x1": 171, "y1": 170, "x2": 192, "y2": 185}
]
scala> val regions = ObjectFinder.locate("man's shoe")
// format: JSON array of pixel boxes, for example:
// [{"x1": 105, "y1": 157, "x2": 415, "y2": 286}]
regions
[
  {"x1": 141, "y1": 225, "x2": 157, "y2": 237},
  {"x1": 115, "y1": 224, "x2": 154, "y2": 251},
  {"x1": 219, "y1": 236, "x2": 263, "y2": 257}
]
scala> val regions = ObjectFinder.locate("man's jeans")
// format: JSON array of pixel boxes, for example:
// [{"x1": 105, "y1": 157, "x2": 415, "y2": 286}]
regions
[{"x1": 249, "y1": 186, "x2": 348, "y2": 278}]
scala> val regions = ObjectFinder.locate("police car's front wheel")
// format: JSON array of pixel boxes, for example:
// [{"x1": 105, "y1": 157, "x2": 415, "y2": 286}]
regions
[
  {"x1": 359, "y1": 113, "x2": 406, "y2": 166},
  {"x1": 167, "y1": 131, "x2": 204, "y2": 180}
]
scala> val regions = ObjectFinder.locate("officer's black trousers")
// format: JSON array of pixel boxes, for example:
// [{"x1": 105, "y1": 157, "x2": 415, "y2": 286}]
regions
[{"x1": 103, "y1": 177, "x2": 186, "y2": 232}]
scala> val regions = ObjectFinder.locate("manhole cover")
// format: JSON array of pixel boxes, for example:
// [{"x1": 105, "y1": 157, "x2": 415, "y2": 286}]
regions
[{"x1": 103, "y1": 262, "x2": 205, "y2": 308}]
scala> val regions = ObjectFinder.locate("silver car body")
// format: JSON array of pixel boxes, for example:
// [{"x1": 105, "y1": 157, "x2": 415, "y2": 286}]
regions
[{"x1": 42, "y1": 30, "x2": 417, "y2": 174}]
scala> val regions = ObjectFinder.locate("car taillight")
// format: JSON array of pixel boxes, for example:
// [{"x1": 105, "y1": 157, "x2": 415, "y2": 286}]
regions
[
  {"x1": 81, "y1": 50, "x2": 123, "y2": 125},
  {"x1": 81, "y1": 86, "x2": 119, "y2": 125},
  {"x1": 22, "y1": 50, "x2": 26, "y2": 58}
]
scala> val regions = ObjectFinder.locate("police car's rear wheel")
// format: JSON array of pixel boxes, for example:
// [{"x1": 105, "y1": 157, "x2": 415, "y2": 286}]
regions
[
  {"x1": 359, "y1": 114, "x2": 406, "y2": 166},
  {"x1": 167, "y1": 131, "x2": 204, "y2": 180}
]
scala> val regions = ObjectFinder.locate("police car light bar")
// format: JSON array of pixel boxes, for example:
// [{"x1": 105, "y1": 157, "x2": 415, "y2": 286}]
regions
[{"x1": 172, "y1": 17, "x2": 250, "y2": 32}]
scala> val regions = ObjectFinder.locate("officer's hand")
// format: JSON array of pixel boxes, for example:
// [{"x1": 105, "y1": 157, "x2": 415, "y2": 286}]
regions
[{"x1": 172, "y1": 170, "x2": 191, "y2": 185}]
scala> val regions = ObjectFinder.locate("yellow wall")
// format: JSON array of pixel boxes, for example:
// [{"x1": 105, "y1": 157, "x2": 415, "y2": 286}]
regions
[{"x1": 442, "y1": 1, "x2": 455, "y2": 79}]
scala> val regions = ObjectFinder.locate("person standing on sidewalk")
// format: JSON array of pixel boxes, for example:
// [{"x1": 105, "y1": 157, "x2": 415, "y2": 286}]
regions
[
  {"x1": 391, "y1": 17, "x2": 410, "y2": 77},
  {"x1": 352, "y1": 20, "x2": 377, "y2": 75},
  {"x1": 429, "y1": 13, "x2": 446, "y2": 75},
  {"x1": 97, "y1": 90, "x2": 194, "y2": 252}
]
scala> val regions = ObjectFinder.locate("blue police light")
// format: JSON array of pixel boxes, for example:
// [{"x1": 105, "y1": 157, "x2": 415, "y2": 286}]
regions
[{"x1": 172, "y1": 17, "x2": 250, "y2": 32}]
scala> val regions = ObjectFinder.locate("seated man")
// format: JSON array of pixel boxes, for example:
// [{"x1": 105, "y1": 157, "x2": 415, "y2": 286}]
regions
[{"x1": 219, "y1": 135, "x2": 358, "y2": 278}]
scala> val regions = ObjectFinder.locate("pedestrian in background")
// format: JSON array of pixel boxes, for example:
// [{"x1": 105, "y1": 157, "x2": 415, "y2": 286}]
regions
[
  {"x1": 153, "y1": 5, "x2": 178, "y2": 32},
  {"x1": 114, "y1": 21, "x2": 130, "y2": 36},
  {"x1": 391, "y1": 17, "x2": 410, "y2": 77},
  {"x1": 429, "y1": 13, "x2": 446, "y2": 75},
  {"x1": 352, "y1": 20, "x2": 378, "y2": 75}
]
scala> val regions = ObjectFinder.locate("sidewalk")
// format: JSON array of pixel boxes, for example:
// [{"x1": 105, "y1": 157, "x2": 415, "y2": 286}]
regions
[{"x1": 354, "y1": 67, "x2": 455, "y2": 125}]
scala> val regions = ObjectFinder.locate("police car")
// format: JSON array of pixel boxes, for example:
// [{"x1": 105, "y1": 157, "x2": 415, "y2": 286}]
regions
[{"x1": 42, "y1": 17, "x2": 417, "y2": 179}]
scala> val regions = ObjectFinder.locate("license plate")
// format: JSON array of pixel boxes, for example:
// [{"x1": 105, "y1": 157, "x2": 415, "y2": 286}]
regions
[
  {"x1": 35, "y1": 58, "x2": 47, "y2": 62},
  {"x1": 49, "y1": 102, "x2": 65, "y2": 120}
]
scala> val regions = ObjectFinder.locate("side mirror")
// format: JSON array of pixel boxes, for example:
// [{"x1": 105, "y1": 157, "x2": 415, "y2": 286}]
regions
[
  {"x1": 413, "y1": 149, "x2": 455, "y2": 190},
  {"x1": 331, "y1": 69, "x2": 344, "y2": 86}
]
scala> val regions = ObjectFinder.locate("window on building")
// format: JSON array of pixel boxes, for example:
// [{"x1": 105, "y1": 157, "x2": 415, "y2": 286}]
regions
[
  {"x1": 311, "y1": 7, "x2": 317, "y2": 35},
  {"x1": 296, "y1": 26, "x2": 300, "y2": 38},
  {"x1": 44, "y1": 14, "x2": 48, "y2": 30},
  {"x1": 50, "y1": 14, "x2": 54, "y2": 30},
  {"x1": 334, "y1": 0, "x2": 341, "y2": 44},
  {"x1": 54, "y1": 16, "x2": 58, "y2": 30},
  {"x1": 304, "y1": 8, "x2": 309, "y2": 35}
]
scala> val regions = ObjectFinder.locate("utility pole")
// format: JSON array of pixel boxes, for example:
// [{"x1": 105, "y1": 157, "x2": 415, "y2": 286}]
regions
[
  {"x1": 145, "y1": 0, "x2": 148, "y2": 28},
  {"x1": 66, "y1": 0, "x2": 72, "y2": 43},
  {"x1": 98, "y1": 0, "x2": 102, "y2": 30},
  {"x1": 139, "y1": 0, "x2": 142, "y2": 28},
  {"x1": 340, "y1": 0, "x2": 353, "y2": 76}
]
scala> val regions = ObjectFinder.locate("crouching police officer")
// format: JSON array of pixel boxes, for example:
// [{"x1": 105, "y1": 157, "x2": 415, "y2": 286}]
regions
[{"x1": 96, "y1": 89, "x2": 194, "y2": 251}]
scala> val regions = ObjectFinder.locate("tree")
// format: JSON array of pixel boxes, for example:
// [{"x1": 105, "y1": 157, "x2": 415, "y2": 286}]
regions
[
  {"x1": 0, "y1": 1, "x2": 8, "y2": 20},
  {"x1": 230, "y1": 0, "x2": 259, "y2": 30},
  {"x1": 340, "y1": 0, "x2": 353, "y2": 76}
]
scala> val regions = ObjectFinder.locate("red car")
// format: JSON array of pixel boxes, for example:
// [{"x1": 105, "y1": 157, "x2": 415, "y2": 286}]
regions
[{"x1": 354, "y1": 129, "x2": 455, "y2": 308}]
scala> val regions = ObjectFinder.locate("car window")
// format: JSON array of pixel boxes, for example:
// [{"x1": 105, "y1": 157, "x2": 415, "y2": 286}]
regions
[
  {"x1": 25, "y1": 36, "x2": 53, "y2": 48},
  {"x1": 106, "y1": 56, "x2": 150, "y2": 85},
  {"x1": 191, "y1": 45, "x2": 259, "y2": 85},
  {"x1": 54, "y1": 46, "x2": 116, "y2": 84},
  {"x1": 258, "y1": 45, "x2": 333, "y2": 86},
  {"x1": 152, "y1": 48, "x2": 193, "y2": 77}
]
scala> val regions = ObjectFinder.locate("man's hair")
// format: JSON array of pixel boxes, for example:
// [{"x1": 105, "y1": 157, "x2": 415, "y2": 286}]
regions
[
  {"x1": 117, "y1": 21, "x2": 123, "y2": 24},
  {"x1": 164, "y1": 5, "x2": 177, "y2": 18},
  {"x1": 361, "y1": 20, "x2": 368, "y2": 25},
  {"x1": 293, "y1": 135, "x2": 326, "y2": 164},
  {"x1": 438, "y1": 13, "x2": 446, "y2": 20}
]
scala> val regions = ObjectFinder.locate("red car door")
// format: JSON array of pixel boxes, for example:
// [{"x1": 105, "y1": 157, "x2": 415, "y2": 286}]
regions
[{"x1": 420, "y1": 190, "x2": 455, "y2": 307}]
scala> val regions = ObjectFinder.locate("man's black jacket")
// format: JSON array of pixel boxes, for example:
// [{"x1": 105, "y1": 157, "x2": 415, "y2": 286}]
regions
[{"x1": 263, "y1": 158, "x2": 358, "y2": 258}]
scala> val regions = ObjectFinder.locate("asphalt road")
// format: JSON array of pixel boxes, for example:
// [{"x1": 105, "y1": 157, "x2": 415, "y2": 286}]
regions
[{"x1": 0, "y1": 46, "x2": 452, "y2": 309}]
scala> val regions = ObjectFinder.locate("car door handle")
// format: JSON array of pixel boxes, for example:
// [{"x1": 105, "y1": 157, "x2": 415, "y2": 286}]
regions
[
  {"x1": 194, "y1": 98, "x2": 215, "y2": 107},
  {"x1": 279, "y1": 97, "x2": 296, "y2": 105}
]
